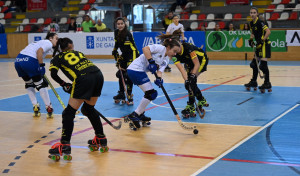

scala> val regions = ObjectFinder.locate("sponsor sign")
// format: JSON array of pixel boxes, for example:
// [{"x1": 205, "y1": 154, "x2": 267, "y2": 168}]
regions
[
  {"x1": 27, "y1": 0, "x2": 47, "y2": 11},
  {"x1": 286, "y1": 30, "x2": 300, "y2": 46},
  {"x1": 0, "y1": 34, "x2": 7, "y2": 55}
]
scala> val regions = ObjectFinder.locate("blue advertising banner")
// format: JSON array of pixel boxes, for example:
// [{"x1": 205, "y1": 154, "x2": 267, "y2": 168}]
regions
[
  {"x1": 133, "y1": 31, "x2": 206, "y2": 54},
  {"x1": 0, "y1": 34, "x2": 8, "y2": 55}
]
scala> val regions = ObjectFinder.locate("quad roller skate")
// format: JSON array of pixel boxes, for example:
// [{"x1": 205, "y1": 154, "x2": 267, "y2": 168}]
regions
[
  {"x1": 244, "y1": 80, "x2": 258, "y2": 91},
  {"x1": 126, "y1": 94, "x2": 134, "y2": 105},
  {"x1": 139, "y1": 112, "x2": 151, "y2": 127},
  {"x1": 88, "y1": 135, "x2": 109, "y2": 153},
  {"x1": 33, "y1": 103, "x2": 41, "y2": 117},
  {"x1": 164, "y1": 65, "x2": 171, "y2": 72},
  {"x1": 181, "y1": 103, "x2": 196, "y2": 119},
  {"x1": 46, "y1": 105, "x2": 53, "y2": 119},
  {"x1": 48, "y1": 142, "x2": 72, "y2": 161},
  {"x1": 124, "y1": 111, "x2": 141, "y2": 131},
  {"x1": 259, "y1": 82, "x2": 272, "y2": 93},
  {"x1": 198, "y1": 97, "x2": 209, "y2": 107},
  {"x1": 113, "y1": 91, "x2": 126, "y2": 104}
]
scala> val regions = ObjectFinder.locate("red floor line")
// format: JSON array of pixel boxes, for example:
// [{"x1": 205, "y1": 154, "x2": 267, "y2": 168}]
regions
[
  {"x1": 222, "y1": 158, "x2": 300, "y2": 167},
  {"x1": 43, "y1": 75, "x2": 246, "y2": 145}
]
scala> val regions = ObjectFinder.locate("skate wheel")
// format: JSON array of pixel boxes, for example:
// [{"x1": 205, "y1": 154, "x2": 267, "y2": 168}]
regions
[
  {"x1": 246, "y1": 87, "x2": 250, "y2": 91},
  {"x1": 89, "y1": 146, "x2": 99, "y2": 152},
  {"x1": 182, "y1": 114, "x2": 190, "y2": 119},
  {"x1": 33, "y1": 112, "x2": 41, "y2": 118},
  {"x1": 49, "y1": 155, "x2": 60, "y2": 161},
  {"x1": 129, "y1": 123, "x2": 137, "y2": 131},
  {"x1": 121, "y1": 100, "x2": 126, "y2": 104},
  {"x1": 268, "y1": 89, "x2": 272, "y2": 92},
  {"x1": 204, "y1": 104, "x2": 209, "y2": 107},
  {"x1": 191, "y1": 113, "x2": 196, "y2": 118},
  {"x1": 100, "y1": 146, "x2": 109, "y2": 153},
  {"x1": 260, "y1": 89, "x2": 265, "y2": 93},
  {"x1": 63, "y1": 155, "x2": 72, "y2": 161},
  {"x1": 114, "y1": 100, "x2": 120, "y2": 104},
  {"x1": 47, "y1": 114, "x2": 53, "y2": 119},
  {"x1": 254, "y1": 87, "x2": 257, "y2": 91},
  {"x1": 126, "y1": 101, "x2": 134, "y2": 105}
]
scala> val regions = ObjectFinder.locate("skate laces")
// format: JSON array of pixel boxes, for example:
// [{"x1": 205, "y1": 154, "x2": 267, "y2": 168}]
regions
[
  {"x1": 92, "y1": 136, "x2": 106, "y2": 147},
  {"x1": 185, "y1": 104, "x2": 195, "y2": 111},
  {"x1": 51, "y1": 142, "x2": 70, "y2": 156},
  {"x1": 198, "y1": 97, "x2": 207, "y2": 106},
  {"x1": 46, "y1": 106, "x2": 53, "y2": 113}
]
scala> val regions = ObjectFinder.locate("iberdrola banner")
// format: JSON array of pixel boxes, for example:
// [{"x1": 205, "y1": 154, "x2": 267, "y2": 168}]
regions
[{"x1": 205, "y1": 30, "x2": 286, "y2": 52}]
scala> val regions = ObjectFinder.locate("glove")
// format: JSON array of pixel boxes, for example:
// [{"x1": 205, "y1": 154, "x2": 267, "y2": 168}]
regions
[
  {"x1": 184, "y1": 80, "x2": 190, "y2": 91},
  {"x1": 256, "y1": 39, "x2": 264, "y2": 49},
  {"x1": 112, "y1": 50, "x2": 119, "y2": 61},
  {"x1": 39, "y1": 63, "x2": 46, "y2": 75},
  {"x1": 148, "y1": 58, "x2": 157, "y2": 74},
  {"x1": 154, "y1": 77, "x2": 163, "y2": 88},
  {"x1": 248, "y1": 38, "x2": 254, "y2": 48},
  {"x1": 60, "y1": 81, "x2": 72, "y2": 94}
]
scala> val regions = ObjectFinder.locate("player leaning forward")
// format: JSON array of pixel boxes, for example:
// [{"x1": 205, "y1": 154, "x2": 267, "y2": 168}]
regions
[
  {"x1": 48, "y1": 38, "x2": 108, "y2": 160},
  {"x1": 14, "y1": 32, "x2": 58, "y2": 118},
  {"x1": 245, "y1": 7, "x2": 272, "y2": 92},
  {"x1": 124, "y1": 33, "x2": 181, "y2": 130}
]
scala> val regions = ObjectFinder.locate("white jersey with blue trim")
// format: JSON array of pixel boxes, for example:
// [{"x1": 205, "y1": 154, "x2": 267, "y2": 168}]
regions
[
  {"x1": 166, "y1": 23, "x2": 184, "y2": 34},
  {"x1": 20, "y1": 40, "x2": 53, "y2": 59},
  {"x1": 128, "y1": 44, "x2": 170, "y2": 72}
]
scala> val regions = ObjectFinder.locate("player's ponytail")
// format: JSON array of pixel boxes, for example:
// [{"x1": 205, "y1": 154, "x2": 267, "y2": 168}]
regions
[{"x1": 157, "y1": 30, "x2": 181, "y2": 49}]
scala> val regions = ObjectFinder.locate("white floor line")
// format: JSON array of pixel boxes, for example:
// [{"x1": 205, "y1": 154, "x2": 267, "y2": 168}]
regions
[{"x1": 190, "y1": 103, "x2": 300, "y2": 176}]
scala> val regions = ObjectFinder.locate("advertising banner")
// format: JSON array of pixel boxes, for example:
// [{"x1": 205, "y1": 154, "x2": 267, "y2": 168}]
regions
[
  {"x1": 27, "y1": 0, "x2": 47, "y2": 11},
  {"x1": 205, "y1": 30, "x2": 286, "y2": 52},
  {"x1": 286, "y1": 30, "x2": 300, "y2": 46},
  {"x1": 133, "y1": 31, "x2": 206, "y2": 54},
  {"x1": 28, "y1": 32, "x2": 115, "y2": 55},
  {"x1": 0, "y1": 34, "x2": 8, "y2": 55}
]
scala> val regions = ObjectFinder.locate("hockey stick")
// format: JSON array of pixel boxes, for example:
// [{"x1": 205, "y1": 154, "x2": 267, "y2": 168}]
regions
[
  {"x1": 44, "y1": 75, "x2": 122, "y2": 130},
  {"x1": 43, "y1": 75, "x2": 80, "y2": 114},
  {"x1": 153, "y1": 72, "x2": 198, "y2": 134},
  {"x1": 96, "y1": 110, "x2": 122, "y2": 130},
  {"x1": 116, "y1": 55, "x2": 132, "y2": 103},
  {"x1": 253, "y1": 46, "x2": 264, "y2": 79},
  {"x1": 188, "y1": 85, "x2": 205, "y2": 119}
]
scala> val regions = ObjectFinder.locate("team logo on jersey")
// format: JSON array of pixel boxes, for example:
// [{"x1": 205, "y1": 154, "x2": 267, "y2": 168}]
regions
[
  {"x1": 86, "y1": 36, "x2": 94, "y2": 49},
  {"x1": 206, "y1": 31, "x2": 227, "y2": 52},
  {"x1": 34, "y1": 36, "x2": 42, "y2": 41}
]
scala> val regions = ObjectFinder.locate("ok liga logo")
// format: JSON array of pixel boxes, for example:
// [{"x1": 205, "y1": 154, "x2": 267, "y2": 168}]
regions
[{"x1": 206, "y1": 31, "x2": 227, "y2": 52}]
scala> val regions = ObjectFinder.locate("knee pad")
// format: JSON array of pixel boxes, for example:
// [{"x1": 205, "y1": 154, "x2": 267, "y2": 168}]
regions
[
  {"x1": 259, "y1": 61, "x2": 268, "y2": 73},
  {"x1": 34, "y1": 79, "x2": 49, "y2": 91},
  {"x1": 144, "y1": 89, "x2": 158, "y2": 101},
  {"x1": 81, "y1": 102, "x2": 98, "y2": 118},
  {"x1": 62, "y1": 104, "x2": 76, "y2": 122},
  {"x1": 116, "y1": 70, "x2": 121, "y2": 79},
  {"x1": 250, "y1": 59, "x2": 257, "y2": 69},
  {"x1": 25, "y1": 79, "x2": 36, "y2": 89}
]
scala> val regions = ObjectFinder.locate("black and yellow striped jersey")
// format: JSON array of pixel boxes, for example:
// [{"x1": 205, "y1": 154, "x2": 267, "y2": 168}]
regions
[
  {"x1": 49, "y1": 50, "x2": 99, "y2": 81},
  {"x1": 172, "y1": 42, "x2": 208, "y2": 71},
  {"x1": 113, "y1": 29, "x2": 139, "y2": 56},
  {"x1": 250, "y1": 17, "x2": 269, "y2": 42}
]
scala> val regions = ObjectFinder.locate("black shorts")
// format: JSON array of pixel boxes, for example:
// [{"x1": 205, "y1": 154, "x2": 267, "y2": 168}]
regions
[
  {"x1": 71, "y1": 71, "x2": 104, "y2": 100},
  {"x1": 255, "y1": 40, "x2": 271, "y2": 59}
]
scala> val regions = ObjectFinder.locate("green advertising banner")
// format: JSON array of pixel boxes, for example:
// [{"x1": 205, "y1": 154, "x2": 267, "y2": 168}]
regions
[{"x1": 205, "y1": 30, "x2": 286, "y2": 52}]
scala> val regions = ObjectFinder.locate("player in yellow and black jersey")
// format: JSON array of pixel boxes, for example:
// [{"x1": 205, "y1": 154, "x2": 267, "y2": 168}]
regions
[
  {"x1": 48, "y1": 37, "x2": 109, "y2": 158},
  {"x1": 112, "y1": 17, "x2": 139, "y2": 105},
  {"x1": 172, "y1": 42, "x2": 209, "y2": 118},
  {"x1": 245, "y1": 7, "x2": 272, "y2": 92}
]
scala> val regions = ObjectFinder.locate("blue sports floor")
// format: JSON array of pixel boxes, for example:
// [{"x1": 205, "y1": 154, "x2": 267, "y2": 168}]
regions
[{"x1": 0, "y1": 59, "x2": 300, "y2": 175}]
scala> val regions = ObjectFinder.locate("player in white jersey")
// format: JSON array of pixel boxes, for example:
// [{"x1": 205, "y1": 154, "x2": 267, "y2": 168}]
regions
[
  {"x1": 165, "y1": 15, "x2": 185, "y2": 72},
  {"x1": 14, "y1": 32, "x2": 58, "y2": 118},
  {"x1": 125, "y1": 33, "x2": 181, "y2": 130}
]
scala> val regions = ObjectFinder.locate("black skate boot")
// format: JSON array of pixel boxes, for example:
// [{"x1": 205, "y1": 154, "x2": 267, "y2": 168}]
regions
[
  {"x1": 259, "y1": 82, "x2": 272, "y2": 93},
  {"x1": 113, "y1": 91, "x2": 126, "y2": 104},
  {"x1": 88, "y1": 135, "x2": 109, "y2": 153},
  {"x1": 181, "y1": 103, "x2": 196, "y2": 119},
  {"x1": 126, "y1": 94, "x2": 134, "y2": 105},
  {"x1": 139, "y1": 112, "x2": 151, "y2": 127},
  {"x1": 164, "y1": 65, "x2": 171, "y2": 72},
  {"x1": 244, "y1": 80, "x2": 258, "y2": 91},
  {"x1": 48, "y1": 142, "x2": 72, "y2": 161},
  {"x1": 33, "y1": 103, "x2": 41, "y2": 117},
  {"x1": 46, "y1": 105, "x2": 53, "y2": 119},
  {"x1": 124, "y1": 111, "x2": 141, "y2": 130}
]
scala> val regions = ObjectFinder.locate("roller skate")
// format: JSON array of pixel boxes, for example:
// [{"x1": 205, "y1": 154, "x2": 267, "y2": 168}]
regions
[
  {"x1": 48, "y1": 142, "x2": 72, "y2": 161},
  {"x1": 164, "y1": 65, "x2": 171, "y2": 72},
  {"x1": 197, "y1": 97, "x2": 207, "y2": 119},
  {"x1": 46, "y1": 105, "x2": 53, "y2": 119},
  {"x1": 126, "y1": 94, "x2": 134, "y2": 105},
  {"x1": 88, "y1": 135, "x2": 109, "y2": 153},
  {"x1": 139, "y1": 112, "x2": 151, "y2": 127},
  {"x1": 181, "y1": 103, "x2": 196, "y2": 119},
  {"x1": 259, "y1": 82, "x2": 272, "y2": 93},
  {"x1": 124, "y1": 111, "x2": 141, "y2": 130},
  {"x1": 244, "y1": 80, "x2": 258, "y2": 91},
  {"x1": 33, "y1": 103, "x2": 41, "y2": 117},
  {"x1": 113, "y1": 91, "x2": 126, "y2": 104}
]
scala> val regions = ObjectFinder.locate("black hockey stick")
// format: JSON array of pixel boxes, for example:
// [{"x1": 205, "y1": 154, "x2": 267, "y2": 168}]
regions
[
  {"x1": 44, "y1": 75, "x2": 121, "y2": 130},
  {"x1": 154, "y1": 72, "x2": 198, "y2": 134},
  {"x1": 253, "y1": 46, "x2": 264, "y2": 79},
  {"x1": 96, "y1": 110, "x2": 122, "y2": 130},
  {"x1": 188, "y1": 85, "x2": 205, "y2": 119},
  {"x1": 115, "y1": 54, "x2": 131, "y2": 103}
]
